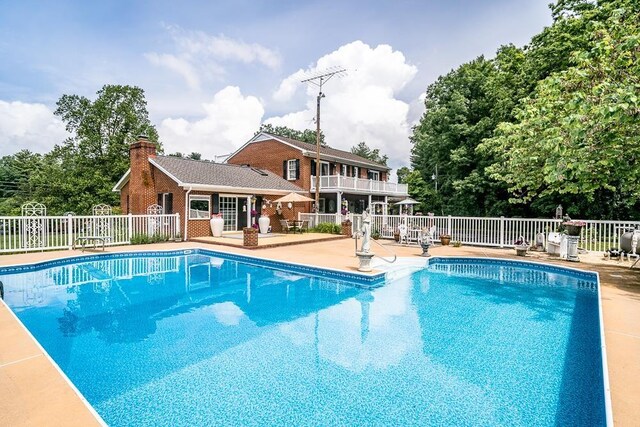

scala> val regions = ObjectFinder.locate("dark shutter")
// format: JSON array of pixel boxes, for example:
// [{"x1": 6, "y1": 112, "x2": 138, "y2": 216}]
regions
[
  {"x1": 283, "y1": 160, "x2": 287, "y2": 179},
  {"x1": 212, "y1": 193, "x2": 219, "y2": 214},
  {"x1": 347, "y1": 165, "x2": 352, "y2": 176},
  {"x1": 295, "y1": 159, "x2": 300, "y2": 179},
  {"x1": 157, "y1": 193, "x2": 162, "y2": 206},
  {"x1": 256, "y1": 196, "x2": 263, "y2": 215},
  {"x1": 367, "y1": 171, "x2": 373, "y2": 180},
  {"x1": 166, "y1": 193, "x2": 173, "y2": 214},
  {"x1": 311, "y1": 160, "x2": 316, "y2": 176}
]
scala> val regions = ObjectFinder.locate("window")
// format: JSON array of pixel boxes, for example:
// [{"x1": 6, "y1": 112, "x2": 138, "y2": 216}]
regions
[
  {"x1": 369, "y1": 171, "x2": 380, "y2": 181},
  {"x1": 318, "y1": 198, "x2": 326, "y2": 213},
  {"x1": 352, "y1": 166, "x2": 359, "y2": 178},
  {"x1": 158, "y1": 193, "x2": 173, "y2": 214},
  {"x1": 341, "y1": 164, "x2": 347, "y2": 176},
  {"x1": 287, "y1": 159, "x2": 297, "y2": 180},
  {"x1": 320, "y1": 161, "x2": 330, "y2": 176},
  {"x1": 189, "y1": 195, "x2": 210, "y2": 219}
]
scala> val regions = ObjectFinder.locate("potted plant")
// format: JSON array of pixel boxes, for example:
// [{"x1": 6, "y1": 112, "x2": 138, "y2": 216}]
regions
[
  {"x1": 514, "y1": 236, "x2": 529, "y2": 256},
  {"x1": 371, "y1": 229, "x2": 381, "y2": 240},
  {"x1": 393, "y1": 228, "x2": 400, "y2": 242},
  {"x1": 562, "y1": 220, "x2": 585, "y2": 236},
  {"x1": 440, "y1": 234, "x2": 451, "y2": 246}
]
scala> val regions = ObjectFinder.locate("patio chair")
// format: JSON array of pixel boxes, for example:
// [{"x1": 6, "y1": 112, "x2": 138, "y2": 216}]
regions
[
  {"x1": 298, "y1": 220, "x2": 309, "y2": 233},
  {"x1": 279, "y1": 219, "x2": 294, "y2": 234}
]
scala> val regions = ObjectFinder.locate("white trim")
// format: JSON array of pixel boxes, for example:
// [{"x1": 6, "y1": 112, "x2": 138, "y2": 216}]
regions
[
  {"x1": 301, "y1": 151, "x2": 390, "y2": 171},
  {"x1": 148, "y1": 158, "x2": 184, "y2": 186},
  {"x1": 320, "y1": 161, "x2": 330, "y2": 176},
  {"x1": 112, "y1": 169, "x2": 131, "y2": 192},
  {"x1": 287, "y1": 159, "x2": 297, "y2": 181},
  {"x1": 177, "y1": 183, "x2": 303, "y2": 195},
  {"x1": 188, "y1": 194, "x2": 210, "y2": 220}
]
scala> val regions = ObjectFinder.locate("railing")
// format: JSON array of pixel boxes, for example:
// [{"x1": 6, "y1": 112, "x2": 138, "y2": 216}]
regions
[
  {"x1": 310, "y1": 175, "x2": 408, "y2": 195},
  {"x1": 0, "y1": 213, "x2": 180, "y2": 254},
  {"x1": 298, "y1": 213, "x2": 640, "y2": 251}
]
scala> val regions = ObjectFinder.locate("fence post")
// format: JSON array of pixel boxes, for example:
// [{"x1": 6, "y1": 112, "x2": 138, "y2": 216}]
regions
[
  {"x1": 67, "y1": 214, "x2": 73, "y2": 250},
  {"x1": 447, "y1": 215, "x2": 452, "y2": 236},
  {"x1": 175, "y1": 213, "x2": 180, "y2": 239},
  {"x1": 500, "y1": 216, "x2": 505, "y2": 248},
  {"x1": 127, "y1": 213, "x2": 133, "y2": 242}
]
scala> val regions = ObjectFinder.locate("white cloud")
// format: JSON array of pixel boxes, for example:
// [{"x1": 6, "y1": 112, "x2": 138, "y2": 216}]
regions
[
  {"x1": 159, "y1": 86, "x2": 264, "y2": 159},
  {"x1": 0, "y1": 100, "x2": 68, "y2": 156},
  {"x1": 146, "y1": 25, "x2": 281, "y2": 88},
  {"x1": 267, "y1": 41, "x2": 418, "y2": 173}
]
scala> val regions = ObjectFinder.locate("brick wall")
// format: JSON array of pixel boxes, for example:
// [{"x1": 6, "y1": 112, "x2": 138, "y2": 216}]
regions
[{"x1": 127, "y1": 138, "x2": 159, "y2": 214}]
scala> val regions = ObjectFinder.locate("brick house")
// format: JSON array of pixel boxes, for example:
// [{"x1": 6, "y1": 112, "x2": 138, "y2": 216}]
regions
[
  {"x1": 226, "y1": 132, "x2": 408, "y2": 215},
  {"x1": 113, "y1": 136, "x2": 306, "y2": 239}
]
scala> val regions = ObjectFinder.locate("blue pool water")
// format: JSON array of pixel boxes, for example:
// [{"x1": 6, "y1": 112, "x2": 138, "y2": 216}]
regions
[{"x1": 1, "y1": 251, "x2": 606, "y2": 426}]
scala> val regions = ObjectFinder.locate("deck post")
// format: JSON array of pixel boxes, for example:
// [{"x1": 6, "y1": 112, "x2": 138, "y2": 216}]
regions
[
  {"x1": 500, "y1": 216, "x2": 505, "y2": 248},
  {"x1": 67, "y1": 214, "x2": 73, "y2": 250},
  {"x1": 127, "y1": 213, "x2": 133, "y2": 242}
]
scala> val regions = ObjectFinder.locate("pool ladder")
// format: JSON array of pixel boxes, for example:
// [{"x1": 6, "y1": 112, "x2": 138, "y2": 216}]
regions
[{"x1": 353, "y1": 232, "x2": 397, "y2": 263}]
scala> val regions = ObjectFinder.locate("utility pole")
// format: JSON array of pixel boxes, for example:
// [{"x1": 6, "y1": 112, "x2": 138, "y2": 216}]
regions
[{"x1": 301, "y1": 68, "x2": 346, "y2": 211}]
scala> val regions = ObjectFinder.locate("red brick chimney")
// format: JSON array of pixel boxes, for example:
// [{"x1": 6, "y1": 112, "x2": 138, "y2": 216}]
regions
[{"x1": 128, "y1": 135, "x2": 158, "y2": 214}]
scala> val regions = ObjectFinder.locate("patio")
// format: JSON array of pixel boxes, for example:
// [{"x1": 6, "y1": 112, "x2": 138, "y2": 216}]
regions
[{"x1": 0, "y1": 240, "x2": 638, "y2": 426}]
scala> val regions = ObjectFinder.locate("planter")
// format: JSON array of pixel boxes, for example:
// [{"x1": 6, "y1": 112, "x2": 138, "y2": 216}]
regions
[
  {"x1": 565, "y1": 225, "x2": 583, "y2": 236},
  {"x1": 440, "y1": 236, "x2": 451, "y2": 246},
  {"x1": 419, "y1": 241, "x2": 431, "y2": 257},
  {"x1": 393, "y1": 231, "x2": 400, "y2": 242},
  {"x1": 258, "y1": 216, "x2": 270, "y2": 234},
  {"x1": 210, "y1": 217, "x2": 224, "y2": 237},
  {"x1": 515, "y1": 246, "x2": 528, "y2": 256},
  {"x1": 341, "y1": 221, "x2": 352, "y2": 237}
]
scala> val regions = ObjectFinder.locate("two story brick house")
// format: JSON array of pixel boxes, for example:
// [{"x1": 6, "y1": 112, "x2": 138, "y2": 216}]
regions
[
  {"x1": 113, "y1": 136, "x2": 306, "y2": 239},
  {"x1": 226, "y1": 132, "x2": 408, "y2": 215}
]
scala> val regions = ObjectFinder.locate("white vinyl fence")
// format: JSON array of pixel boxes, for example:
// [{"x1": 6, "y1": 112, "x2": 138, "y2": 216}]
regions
[
  {"x1": 298, "y1": 213, "x2": 640, "y2": 252},
  {"x1": 0, "y1": 213, "x2": 180, "y2": 254}
]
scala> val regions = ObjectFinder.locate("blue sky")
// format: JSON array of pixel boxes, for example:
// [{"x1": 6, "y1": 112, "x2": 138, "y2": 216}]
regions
[{"x1": 0, "y1": 0, "x2": 552, "y2": 171}]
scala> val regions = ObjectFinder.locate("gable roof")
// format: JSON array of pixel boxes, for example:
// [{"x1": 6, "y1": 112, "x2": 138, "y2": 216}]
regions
[
  {"x1": 228, "y1": 132, "x2": 391, "y2": 170},
  {"x1": 113, "y1": 155, "x2": 305, "y2": 194}
]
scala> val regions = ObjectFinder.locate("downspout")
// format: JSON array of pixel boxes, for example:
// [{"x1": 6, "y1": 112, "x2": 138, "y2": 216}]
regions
[{"x1": 184, "y1": 187, "x2": 192, "y2": 240}]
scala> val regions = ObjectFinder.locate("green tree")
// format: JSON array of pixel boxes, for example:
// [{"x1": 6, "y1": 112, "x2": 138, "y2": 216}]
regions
[
  {"x1": 0, "y1": 150, "x2": 44, "y2": 214},
  {"x1": 350, "y1": 141, "x2": 388, "y2": 166},
  {"x1": 29, "y1": 85, "x2": 159, "y2": 214},
  {"x1": 480, "y1": 0, "x2": 640, "y2": 218},
  {"x1": 396, "y1": 166, "x2": 411, "y2": 184},
  {"x1": 257, "y1": 123, "x2": 326, "y2": 146}
]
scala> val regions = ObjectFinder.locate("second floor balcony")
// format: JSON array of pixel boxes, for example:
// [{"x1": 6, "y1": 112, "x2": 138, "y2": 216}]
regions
[{"x1": 310, "y1": 175, "x2": 408, "y2": 196}]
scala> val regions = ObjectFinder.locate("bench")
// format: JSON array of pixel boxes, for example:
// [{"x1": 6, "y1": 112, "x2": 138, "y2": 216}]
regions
[{"x1": 74, "y1": 236, "x2": 110, "y2": 252}]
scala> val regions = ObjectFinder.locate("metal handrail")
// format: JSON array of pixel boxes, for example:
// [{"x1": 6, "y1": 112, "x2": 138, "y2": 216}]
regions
[{"x1": 354, "y1": 231, "x2": 397, "y2": 263}]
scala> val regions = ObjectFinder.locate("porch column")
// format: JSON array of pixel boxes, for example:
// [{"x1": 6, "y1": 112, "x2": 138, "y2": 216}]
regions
[
  {"x1": 336, "y1": 191, "x2": 342, "y2": 224},
  {"x1": 246, "y1": 195, "x2": 252, "y2": 228},
  {"x1": 368, "y1": 194, "x2": 372, "y2": 210}
]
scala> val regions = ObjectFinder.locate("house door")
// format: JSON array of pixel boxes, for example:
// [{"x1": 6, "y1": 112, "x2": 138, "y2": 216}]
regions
[{"x1": 219, "y1": 197, "x2": 238, "y2": 231}]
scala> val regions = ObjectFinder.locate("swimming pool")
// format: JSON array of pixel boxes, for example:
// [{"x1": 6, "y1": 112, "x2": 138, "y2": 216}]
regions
[{"x1": 1, "y1": 250, "x2": 609, "y2": 426}]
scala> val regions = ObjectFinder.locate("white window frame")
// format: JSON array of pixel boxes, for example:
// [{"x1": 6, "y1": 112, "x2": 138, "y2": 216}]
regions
[
  {"x1": 189, "y1": 195, "x2": 210, "y2": 220},
  {"x1": 341, "y1": 164, "x2": 347, "y2": 176},
  {"x1": 287, "y1": 159, "x2": 297, "y2": 181},
  {"x1": 369, "y1": 171, "x2": 380, "y2": 181},
  {"x1": 353, "y1": 166, "x2": 359, "y2": 178},
  {"x1": 160, "y1": 193, "x2": 171, "y2": 213},
  {"x1": 320, "y1": 161, "x2": 330, "y2": 176}
]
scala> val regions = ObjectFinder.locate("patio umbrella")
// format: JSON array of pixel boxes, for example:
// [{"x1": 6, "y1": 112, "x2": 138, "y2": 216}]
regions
[
  {"x1": 394, "y1": 198, "x2": 419, "y2": 215},
  {"x1": 273, "y1": 192, "x2": 315, "y2": 220}
]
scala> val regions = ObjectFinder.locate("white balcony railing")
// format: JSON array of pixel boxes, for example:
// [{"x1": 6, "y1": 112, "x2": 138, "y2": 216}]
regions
[{"x1": 310, "y1": 175, "x2": 408, "y2": 195}]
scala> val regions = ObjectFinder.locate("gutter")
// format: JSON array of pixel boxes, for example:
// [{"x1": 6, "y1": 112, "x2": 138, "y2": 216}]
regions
[{"x1": 184, "y1": 186, "x2": 192, "y2": 241}]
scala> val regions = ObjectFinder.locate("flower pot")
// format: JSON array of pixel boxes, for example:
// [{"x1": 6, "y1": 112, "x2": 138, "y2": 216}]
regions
[
  {"x1": 258, "y1": 216, "x2": 270, "y2": 234},
  {"x1": 440, "y1": 236, "x2": 451, "y2": 246},
  {"x1": 243, "y1": 227, "x2": 258, "y2": 247},
  {"x1": 393, "y1": 231, "x2": 400, "y2": 242},
  {"x1": 565, "y1": 225, "x2": 582, "y2": 236},
  {"x1": 210, "y1": 217, "x2": 224, "y2": 237},
  {"x1": 515, "y1": 246, "x2": 528, "y2": 256}
]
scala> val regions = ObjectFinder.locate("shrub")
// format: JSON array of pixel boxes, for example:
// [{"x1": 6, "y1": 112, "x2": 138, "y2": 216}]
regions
[
  {"x1": 130, "y1": 233, "x2": 169, "y2": 245},
  {"x1": 311, "y1": 222, "x2": 341, "y2": 234}
]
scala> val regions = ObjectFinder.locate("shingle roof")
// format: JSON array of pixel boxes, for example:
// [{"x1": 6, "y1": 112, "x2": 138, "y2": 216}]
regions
[
  {"x1": 259, "y1": 132, "x2": 391, "y2": 170},
  {"x1": 150, "y1": 155, "x2": 305, "y2": 192}
]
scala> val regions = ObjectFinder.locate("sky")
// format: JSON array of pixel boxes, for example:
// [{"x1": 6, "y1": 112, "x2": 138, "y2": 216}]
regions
[{"x1": 0, "y1": 0, "x2": 553, "y2": 174}]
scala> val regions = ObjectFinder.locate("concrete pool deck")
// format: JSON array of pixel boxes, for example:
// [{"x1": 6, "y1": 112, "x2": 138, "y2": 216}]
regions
[{"x1": 1, "y1": 239, "x2": 638, "y2": 426}]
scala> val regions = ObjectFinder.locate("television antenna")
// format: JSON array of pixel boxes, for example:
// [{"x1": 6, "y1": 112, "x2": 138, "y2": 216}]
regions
[{"x1": 300, "y1": 67, "x2": 346, "y2": 211}]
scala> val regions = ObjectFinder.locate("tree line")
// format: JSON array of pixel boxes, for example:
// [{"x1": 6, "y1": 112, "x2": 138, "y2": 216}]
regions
[{"x1": 406, "y1": 0, "x2": 639, "y2": 219}]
